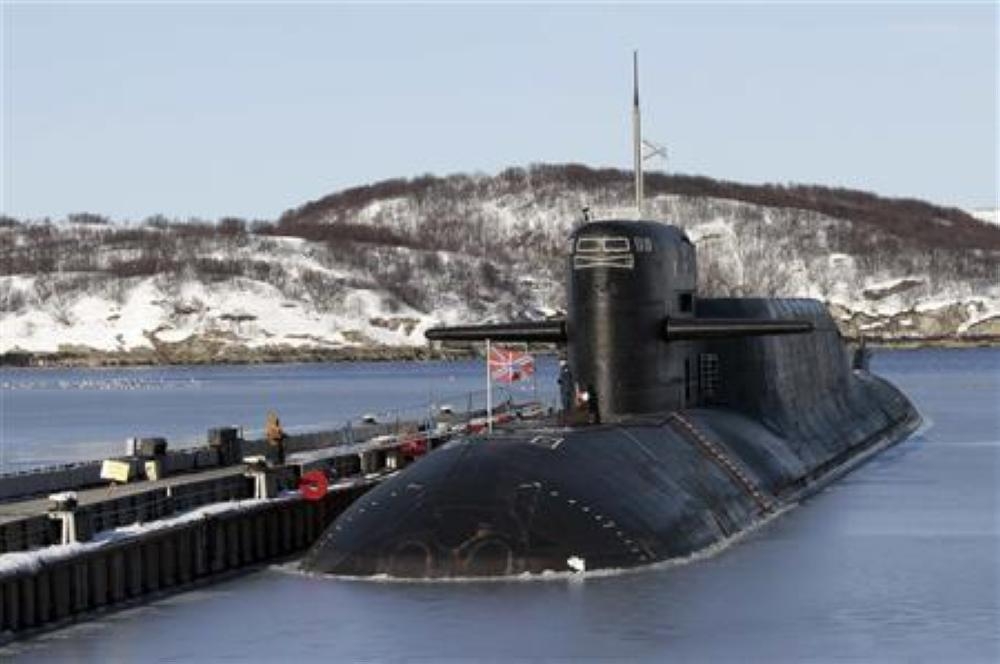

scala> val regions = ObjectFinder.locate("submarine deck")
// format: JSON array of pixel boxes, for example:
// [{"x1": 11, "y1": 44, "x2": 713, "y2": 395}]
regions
[{"x1": 300, "y1": 380, "x2": 921, "y2": 578}]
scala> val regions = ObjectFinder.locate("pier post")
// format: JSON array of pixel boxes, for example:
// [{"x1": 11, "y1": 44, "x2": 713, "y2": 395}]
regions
[
  {"x1": 126, "y1": 547, "x2": 142, "y2": 598},
  {"x1": 72, "y1": 561, "x2": 88, "y2": 614},
  {"x1": 53, "y1": 566, "x2": 70, "y2": 619},
  {"x1": 177, "y1": 529, "x2": 192, "y2": 584},
  {"x1": 91, "y1": 556, "x2": 108, "y2": 608},
  {"x1": 19, "y1": 577, "x2": 35, "y2": 629},
  {"x1": 36, "y1": 572, "x2": 51, "y2": 624},
  {"x1": 144, "y1": 542, "x2": 160, "y2": 593},
  {"x1": 161, "y1": 538, "x2": 176, "y2": 588},
  {"x1": 48, "y1": 492, "x2": 82, "y2": 545},
  {"x1": 193, "y1": 523, "x2": 208, "y2": 577},
  {"x1": 0, "y1": 579, "x2": 7, "y2": 630},
  {"x1": 226, "y1": 520, "x2": 240, "y2": 569},
  {"x1": 110, "y1": 550, "x2": 126, "y2": 602},
  {"x1": 5, "y1": 579, "x2": 20, "y2": 631}
]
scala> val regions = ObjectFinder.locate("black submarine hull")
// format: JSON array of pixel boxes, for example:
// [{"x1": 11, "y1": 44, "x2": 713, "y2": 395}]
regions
[{"x1": 300, "y1": 300, "x2": 921, "y2": 578}]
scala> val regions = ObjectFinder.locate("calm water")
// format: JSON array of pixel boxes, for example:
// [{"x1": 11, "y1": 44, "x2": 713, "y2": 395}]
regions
[
  {"x1": 2, "y1": 349, "x2": 998, "y2": 662},
  {"x1": 0, "y1": 359, "x2": 559, "y2": 470}
]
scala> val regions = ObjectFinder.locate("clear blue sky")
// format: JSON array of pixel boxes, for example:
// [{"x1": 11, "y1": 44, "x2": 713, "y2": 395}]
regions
[{"x1": 2, "y1": 2, "x2": 996, "y2": 221}]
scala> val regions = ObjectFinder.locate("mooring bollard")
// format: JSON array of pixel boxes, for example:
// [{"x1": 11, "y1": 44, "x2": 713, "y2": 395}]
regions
[
  {"x1": 209, "y1": 427, "x2": 241, "y2": 467},
  {"x1": 48, "y1": 492, "x2": 80, "y2": 545},
  {"x1": 243, "y1": 456, "x2": 278, "y2": 500}
]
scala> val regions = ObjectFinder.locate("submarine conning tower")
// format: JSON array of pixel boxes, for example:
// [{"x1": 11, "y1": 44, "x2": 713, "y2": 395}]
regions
[
  {"x1": 426, "y1": 219, "x2": 814, "y2": 421},
  {"x1": 568, "y1": 220, "x2": 697, "y2": 418}
]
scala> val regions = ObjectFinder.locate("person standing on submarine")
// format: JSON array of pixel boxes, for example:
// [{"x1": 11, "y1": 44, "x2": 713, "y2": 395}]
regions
[
  {"x1": 586, "y1": 384, "x2": 601, "y2": 424},
  {"x1": 557, "y1": 359, "x2": 574, "y2": 423},
  {"x1": 265, "y1": 411, "x2": 287, "y2": 466}
]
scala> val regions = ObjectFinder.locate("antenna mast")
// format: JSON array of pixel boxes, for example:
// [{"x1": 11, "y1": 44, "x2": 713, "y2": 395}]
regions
[{"x1": 632, "y1": 50, "x2": 643, "y2": 217}]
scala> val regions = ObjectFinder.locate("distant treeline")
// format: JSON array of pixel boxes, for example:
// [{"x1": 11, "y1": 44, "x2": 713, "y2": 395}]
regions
[{"x1": 276, "y1": 163, "x2": 999, "y2": 252}]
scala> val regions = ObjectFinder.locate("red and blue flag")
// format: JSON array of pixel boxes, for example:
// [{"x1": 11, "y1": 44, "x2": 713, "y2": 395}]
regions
[{"x1": 488, "y1": 346, "x2": 535, "y2": 384}]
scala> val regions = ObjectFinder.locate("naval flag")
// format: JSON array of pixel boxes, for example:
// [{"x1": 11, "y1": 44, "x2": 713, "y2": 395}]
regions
[{"x1": 488, "y1": 345, "x2": 535, "y2": 384}]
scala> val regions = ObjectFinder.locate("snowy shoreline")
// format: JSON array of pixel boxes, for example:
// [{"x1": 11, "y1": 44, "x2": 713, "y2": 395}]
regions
[
  {"x1": 0, "y1": 344, "x2": 478, "y2": 368},
  {"x1": 2, "y1": 337, "x2": 995, "y2": 368}
]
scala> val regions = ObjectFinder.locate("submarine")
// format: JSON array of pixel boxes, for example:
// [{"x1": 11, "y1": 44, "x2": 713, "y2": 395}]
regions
[{"x1": 299, "y1": 56, "x2": 921, "y2": 579}]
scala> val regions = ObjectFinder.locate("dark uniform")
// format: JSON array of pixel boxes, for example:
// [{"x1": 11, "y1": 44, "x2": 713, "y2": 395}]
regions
[
  {"x1": 852, "y1": 337, "x2": 872, "y2": 371},
  {"x1": 586, "y1": 384, "x2": 601, "y2": 425},
  {"x1": 557, "y1": 361, "x2": 575, "y2": 414}
]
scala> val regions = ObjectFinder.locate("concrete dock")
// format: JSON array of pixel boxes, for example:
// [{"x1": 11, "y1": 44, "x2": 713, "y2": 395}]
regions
[
  {"x1": 0, "y1": 481, "x2": 369, "y2": 639},
  {"x1": 0, "y1": 401, "x2": 542, "y2": 642}
]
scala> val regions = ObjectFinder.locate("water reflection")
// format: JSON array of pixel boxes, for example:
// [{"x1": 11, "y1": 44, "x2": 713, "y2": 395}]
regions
[{"x1": 2, "y1": 349, "x2": 998, "y2": 661}]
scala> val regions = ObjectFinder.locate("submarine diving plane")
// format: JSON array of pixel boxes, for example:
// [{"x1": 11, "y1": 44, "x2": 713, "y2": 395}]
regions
[{"x1": 300, "y1": 54, "x2": 920, "y2": 578}]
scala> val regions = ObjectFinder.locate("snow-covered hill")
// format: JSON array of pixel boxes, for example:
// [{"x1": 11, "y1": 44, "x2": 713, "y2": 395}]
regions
[
  {"x1": 968, "y1": 207, "x2": 999, "y2": 227},
  {"x1": 0, "y1": 229, "x2": 522, "y2": 362},
  {"x1": 2, "y1": 165, "x2": 998, "y2": 363}
]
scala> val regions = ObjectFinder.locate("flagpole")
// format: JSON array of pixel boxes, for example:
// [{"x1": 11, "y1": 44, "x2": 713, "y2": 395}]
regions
[
  {"x1": 525, "y1": 341, "x2": 537, "y2": 402},
  {"x1": 485, "y1": 338, "x2": 493, "y2": 434}
]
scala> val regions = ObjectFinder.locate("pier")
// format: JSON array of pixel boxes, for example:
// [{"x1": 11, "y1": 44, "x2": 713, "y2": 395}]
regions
[{"x1": 0, "y1": 400, "x2": 543, "y2": 642}]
